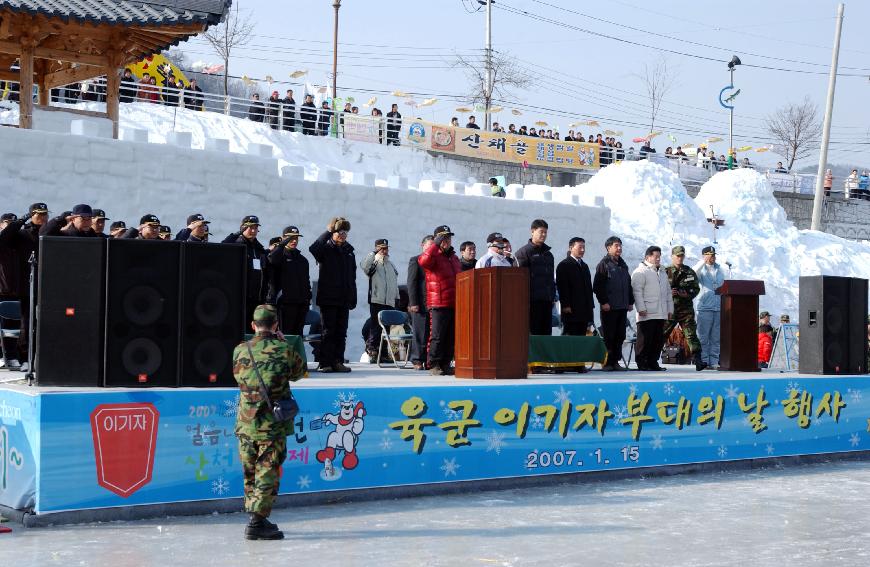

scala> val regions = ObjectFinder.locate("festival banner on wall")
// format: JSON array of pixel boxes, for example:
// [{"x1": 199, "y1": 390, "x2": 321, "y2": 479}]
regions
[
  {"x1": 342, "y1": 115, "x2": 381, "y2": 144},
  {"x1": 406, "y1": 120, "x2": 600, "y2": 170},
  {"x1": 5, "y1": 375, "x2": 870, "y2": 514}
]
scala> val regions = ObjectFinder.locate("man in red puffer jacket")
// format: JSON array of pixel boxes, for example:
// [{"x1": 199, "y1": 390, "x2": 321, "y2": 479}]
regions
[
  {"x1": 418, "y1": 224, "x2": 461, "y2": 375},
  {"x1": 758, "y1": 324, "x2": 773, "y2": 368}
]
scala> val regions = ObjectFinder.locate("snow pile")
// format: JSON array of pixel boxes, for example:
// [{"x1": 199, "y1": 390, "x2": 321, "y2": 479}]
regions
[
  {"x1": 581, "y1": 161, "x2": 870, "y2": 319},
  {"x1": 0, "y1": 101, "x2": 473, "y2": 186}
]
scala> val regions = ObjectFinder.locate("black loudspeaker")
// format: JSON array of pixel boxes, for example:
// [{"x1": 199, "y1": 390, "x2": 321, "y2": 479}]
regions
[
  {"x1": 178, "y1": 243, "x2": 246, "y2": 387},
  {"x1": 35, "y1": 237, "x2": 106, "y2": 386},
  {"x1": 104, "y1": 239, "x2": 181, "y2": 387},
  {"x1": 799, "y1": 275, "x2": 868, "y2": 375}
]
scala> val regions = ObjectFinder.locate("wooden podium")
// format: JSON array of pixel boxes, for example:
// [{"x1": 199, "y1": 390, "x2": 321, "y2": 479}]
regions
[
  {"x1": 454, "y1": 267, "x2": 529, "y2": 379},
  {"x1": 718, "y1": 279, "x2": 766, "y2": 372}
]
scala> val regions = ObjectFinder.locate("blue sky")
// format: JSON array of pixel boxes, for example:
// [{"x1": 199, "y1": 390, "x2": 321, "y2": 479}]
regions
[{"x1": 183, "y1": 0, "x2": 870, "y2": 168}]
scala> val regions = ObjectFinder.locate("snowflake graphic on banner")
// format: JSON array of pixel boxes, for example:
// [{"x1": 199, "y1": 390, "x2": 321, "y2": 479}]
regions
[
  {"x1": 553, "y1": 386, "x2": 572, "y2": 405},
  {"x1": 612, "y1": 404, "x2": 628, "y2": 422},
  {"x1": 297, "y1": 475, "x2": 311, "y2": 489},
  {"x1": 629, "y1": 383, "x2": 638, "y2": 395},
  {"x1": 380, "y1": 435, "x2": 393, "y2": 451},
  {"x1": 850, "y1": 433, "x2": 861, "y2": 447},
  {"x1": 211, "y1": 476, "x2": 230, "y2": 496},
  {"x1": 650, "y1": 434, "x2": 664, "y2": 450},
  {"x1": 333, "y1": 391, "x2": 357, "y2": 410},
  {"x1": 717, "y1": 445, "x2": 728, "y2": 458},
  {"x1": 663, "y1": 383, "x2": 675, "y2": 396},
  {"x1": 530, "y1": 414, "x2": 545, "y2": 430},
  {"x1": 848, "y1": 388, "x2": 862, "y2": 404},
  {"x1": 765, "y1": 444, "x2": 775, "y2": 455},
  {"x1": 440, "y1": 457, "x2": 461, "y2": 477},
  {"x1": 785, "y1": 381, "x2": 800, "y2": 396},
  {"x1": 724, "y1": 384, "x2": 740, "y2": 401},
  {"x1": 439, "y1": 400, "x2": 461, "y2": 421},
  {"x1": 485, "y1": 431, "x2": 507, "y2": 455},
  {"x1": 222, "y1": 395, "x2": 240, "y2": 418}
]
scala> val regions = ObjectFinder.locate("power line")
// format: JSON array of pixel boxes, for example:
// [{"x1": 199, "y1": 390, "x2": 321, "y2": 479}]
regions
[{"x1": 494, "y1": 1, "x2": 870, "y2": 77}]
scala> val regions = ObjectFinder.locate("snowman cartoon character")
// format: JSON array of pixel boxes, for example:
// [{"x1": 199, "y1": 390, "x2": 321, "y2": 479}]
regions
[{"x1": 316, "y1": 398, "x2": 366, "y2": 471}]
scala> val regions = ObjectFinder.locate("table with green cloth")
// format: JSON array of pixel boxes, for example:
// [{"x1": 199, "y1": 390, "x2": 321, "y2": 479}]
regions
[
  {"x1": 242, "y1": 333, "x2": 309, "y2": 377},
  {"x1": 528, "y1": 335, "x2": 608, "y2": 369}
]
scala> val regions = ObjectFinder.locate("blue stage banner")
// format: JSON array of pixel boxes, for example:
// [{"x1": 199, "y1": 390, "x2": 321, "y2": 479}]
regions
[
  {"x1": 0, "y1": 389, "x2": 39, "y2": 510},
  {"x1": 18, "y1": 376, "x2": 870, "y2": 513}
]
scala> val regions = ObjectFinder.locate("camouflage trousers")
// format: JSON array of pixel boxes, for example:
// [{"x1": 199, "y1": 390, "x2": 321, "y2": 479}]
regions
[
  {"x1": 663, "y1": 310, "x2": 701, "y2": 355},
  {"x1": 238, "y1": 435, "x2": 287, "y2": 517}
]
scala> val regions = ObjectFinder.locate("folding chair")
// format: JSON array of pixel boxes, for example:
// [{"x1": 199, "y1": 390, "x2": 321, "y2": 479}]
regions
[
  {"x1": 377, "y1": 310, "x2": 414, "y2": 369},
  {"x1": 302, "y1": 309, "x2": 322, "y2": 345},
  {"x1": 0, "y1": 301, "x2": 22, "y2": 366}
]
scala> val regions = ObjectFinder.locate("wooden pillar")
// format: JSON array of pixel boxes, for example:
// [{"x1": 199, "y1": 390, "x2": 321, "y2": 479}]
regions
[
  {"x1": 18, "y1": 43, "x2": 34, "y2": 129},
  {"x1": 105, "y1": 53, "x2": 121, "y2": 140},
  {"x1": 36, "y1": 59, "x2": 47, "y2": 106}
]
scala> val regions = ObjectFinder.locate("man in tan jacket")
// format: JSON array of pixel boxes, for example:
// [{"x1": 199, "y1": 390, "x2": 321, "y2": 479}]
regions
[{"x1": 631, "y1": 246, "x2": 674, "y2": 371}]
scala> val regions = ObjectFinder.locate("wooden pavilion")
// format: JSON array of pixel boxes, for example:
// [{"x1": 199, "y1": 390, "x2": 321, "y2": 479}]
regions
[{"x1": 0, "y1": 0, "x2": 230, "y2": 138}]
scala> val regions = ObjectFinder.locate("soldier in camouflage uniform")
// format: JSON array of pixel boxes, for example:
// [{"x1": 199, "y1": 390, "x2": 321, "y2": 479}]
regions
[
  {"x1": 663, "y1": 246, "x2": 706, "y2": 371},
  {"x1": 233, "y1": 304, "x2": 305, "y2": 540}
]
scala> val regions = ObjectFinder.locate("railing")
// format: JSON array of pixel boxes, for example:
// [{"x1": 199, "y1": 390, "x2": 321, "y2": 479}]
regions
[{"x1": 0, "y1": 77, "x2": 853, "y2": 197}]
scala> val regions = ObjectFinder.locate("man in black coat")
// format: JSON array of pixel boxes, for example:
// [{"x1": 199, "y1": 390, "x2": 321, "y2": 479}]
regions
[
  {"x1": 281, "y1": 89, "x2": 296, "y2": 132},
  {"x1": 247, "y1": 93, "x2": 265, "y2": 122},
  {"x1": 162, "y1": 76, "x2": 180, "y2": 106},
  {"x1": 92, "y1": 209, "x2": 109, "y2": 238},
  {"x1": 183, "y1": 79, "x2": 204, "y2": 111},
  {"x1": 309, "y1": 216, "x2": 356, "y2": 373},
  {"x1": 317, "y1": 101, "x2": 332, "y2": 136},
  {"x1": 174, "y1": 213, "x2": 210, "y2": 242},
  {"x1": 8, "y1": 202, "x2": 49, "y2": 370},
  {"x1": 592, "y1": 236, "x2": 635, "y2": 371},
  {"x1": 266, "y1": 91, "x2": 281, "y2": 129},
  {"x1": 267, "y1": 225, "x2": 311, "y2": 337},
  {"x1": 407, "y1": 235, "x2": 433, "y2": 371},
  {"x1": 515, "y1": 219, "x2": 556, "y2": 336},
  {"x1": 58, "y1": 204, "x2": 98, "y2": 237},
  {"x1": 119, "y1": 68, "x2": 137, "y2": 103},
  {"x1": 556, "y1": 237, "x2": 594, "y2": 336},
  {"x1": 0, "y1": 213, "x2": 22, "y2": 368},
  {"x1": 223, "y1": 215, "x2": 268, "y2": 326},
  {"x1": 300, "y1": 94, "x2": 317, "y2": 135},
  {"x1": 386, "y1": 103, "x2": 402, "y2": 146}
]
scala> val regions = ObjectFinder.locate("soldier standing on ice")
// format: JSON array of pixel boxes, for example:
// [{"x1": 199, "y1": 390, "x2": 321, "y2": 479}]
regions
[
  {"x1": 663, "y1": 246, "x2": 706, "y2": 371},
  {"x1": 233, "y1": 304, "x2": 305, "y2": 540}
]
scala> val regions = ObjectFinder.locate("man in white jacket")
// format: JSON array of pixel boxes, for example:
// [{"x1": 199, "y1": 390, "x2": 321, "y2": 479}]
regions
[{"x1": 631, "y1": 246, "x2": 674, "y2": 371}]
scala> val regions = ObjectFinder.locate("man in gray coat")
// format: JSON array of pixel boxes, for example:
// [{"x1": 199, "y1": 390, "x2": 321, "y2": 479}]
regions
[{"x1": 361, "y1": 238, "x2": 400, "y2": 361}]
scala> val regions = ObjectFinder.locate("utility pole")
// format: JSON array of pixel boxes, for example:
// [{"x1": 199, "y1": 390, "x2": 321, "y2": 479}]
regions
[
  {"x1": 331, "y1": 0, "x2": 341, "y2": 137},
  {"x1": 811, "y1": 2, "x2": 844, "y2": 232},
  {"x1": 728, "y1": 65, "x2": 734, "y2": 151},
  {"x1": 484, "y1": 0, "x2": 493, "y2": 131}
]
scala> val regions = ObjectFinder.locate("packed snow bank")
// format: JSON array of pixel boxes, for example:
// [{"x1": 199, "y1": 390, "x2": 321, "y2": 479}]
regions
[
  {"x1": 0, "y1": 101, "x2": 473, "y2": 186},
  {"x1": 580, "y1": 161, "x2": 870, "y2": 320}
]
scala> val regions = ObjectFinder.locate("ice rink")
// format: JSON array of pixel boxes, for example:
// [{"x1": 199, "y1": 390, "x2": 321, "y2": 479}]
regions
[{"x1": 3, "y1": 459, "x2": 869, "y2": 566}]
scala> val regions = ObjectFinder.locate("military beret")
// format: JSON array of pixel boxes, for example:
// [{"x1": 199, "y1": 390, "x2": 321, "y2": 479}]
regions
[{"x1": 253, "y1": 304, "x2": 278, "y2": 324}]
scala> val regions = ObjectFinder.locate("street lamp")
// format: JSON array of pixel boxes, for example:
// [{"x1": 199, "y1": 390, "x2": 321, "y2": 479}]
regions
[
  {"x1": 725, "y1": 55, "x2": 741, "y2": 151},
  {"x1": 331, "y1": 0, "x2": 341, "y2": 137}
]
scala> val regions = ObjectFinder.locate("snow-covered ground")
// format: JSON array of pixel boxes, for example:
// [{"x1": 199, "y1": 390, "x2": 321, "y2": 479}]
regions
[
  {"x1": 3, "y1": 101, "x2": 869, "y2": 320},
  {"x1": 4, "y1": 460, "x2": 870, "y2": 566}
]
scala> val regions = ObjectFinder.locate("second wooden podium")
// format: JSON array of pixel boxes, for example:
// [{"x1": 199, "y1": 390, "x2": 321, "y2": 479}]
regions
[{"x1": 454, "y1": 267, "x2": 529, "y2": 379}]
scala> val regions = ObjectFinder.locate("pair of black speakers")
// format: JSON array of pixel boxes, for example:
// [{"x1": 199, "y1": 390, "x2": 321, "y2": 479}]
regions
[
  {"x1": 35, "y1": 237, "x2": 246, "y2": 387},
  {"x1": 799, "y1": 275, "x2": 868, "y2": 375}
]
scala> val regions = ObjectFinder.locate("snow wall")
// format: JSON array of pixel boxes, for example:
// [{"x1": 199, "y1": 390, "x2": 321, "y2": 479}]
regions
[{"x1": 0, "y1": 125, "x2": 612, "y2": 346}]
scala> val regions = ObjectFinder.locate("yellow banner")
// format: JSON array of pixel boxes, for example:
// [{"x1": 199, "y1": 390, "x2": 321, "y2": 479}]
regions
[
  {"x1": 127, "y1": 54, "x2": 191, "y2": 88},
  {"x1": 406, "y1": 120, "x2": 600, "y2": 170}
]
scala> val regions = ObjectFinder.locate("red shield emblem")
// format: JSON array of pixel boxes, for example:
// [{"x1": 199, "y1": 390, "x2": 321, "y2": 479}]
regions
[{"x1": 90, "y1": 403, "x2": 159, "y2": 498}]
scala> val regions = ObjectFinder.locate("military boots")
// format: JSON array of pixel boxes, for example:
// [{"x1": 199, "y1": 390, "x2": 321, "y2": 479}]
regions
[{"x1": 245, "y1": 513, "x2": 284, "y2": 540}]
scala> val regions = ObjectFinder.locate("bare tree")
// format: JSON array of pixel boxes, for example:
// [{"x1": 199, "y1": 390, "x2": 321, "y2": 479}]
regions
[
  {"x1": 635, "y1": 56, "x2": 676, "y2": 134},
  {"x1": 202, "y1": 2, "x2": 255, "y2": 107},
  {"x1": 454, "y1": 50, "x2": 532, "y2": 128},
  {"x1": 765, "y1": 97, "x2": 823, "y2": 171}
]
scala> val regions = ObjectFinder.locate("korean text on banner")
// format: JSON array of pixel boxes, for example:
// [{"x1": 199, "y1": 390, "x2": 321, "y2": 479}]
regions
[
  {"x1": 406, "y1": 121, "x2": 600, "y2": 170},
  {"x1": 343, "y1": 115, "x2": 381, "y2": 144}
]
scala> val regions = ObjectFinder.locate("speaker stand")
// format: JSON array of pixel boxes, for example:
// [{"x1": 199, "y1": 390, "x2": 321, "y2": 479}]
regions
[{"x1": 26, "y1": 251, "x2": 35, "y2": 387}]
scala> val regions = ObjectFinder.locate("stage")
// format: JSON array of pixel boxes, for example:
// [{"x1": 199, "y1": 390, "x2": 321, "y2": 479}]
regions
[{"x1": 1, "y1": 363, "x2": 869, "y2": 526}]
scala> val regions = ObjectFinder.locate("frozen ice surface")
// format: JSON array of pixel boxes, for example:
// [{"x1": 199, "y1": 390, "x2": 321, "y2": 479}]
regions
[{"x1": 4, "y1": 460, "x2": 870, "y2": 566}]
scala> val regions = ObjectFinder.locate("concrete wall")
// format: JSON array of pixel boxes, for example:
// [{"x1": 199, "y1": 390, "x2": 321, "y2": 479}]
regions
[{"x1": 0, "y1": 126, "x2": 611, "y2": 338}]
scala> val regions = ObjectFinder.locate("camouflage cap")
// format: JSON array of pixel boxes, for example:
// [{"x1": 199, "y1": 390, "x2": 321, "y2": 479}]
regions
[
  {"x1": 671, "y1": 245, "x2": 685, "y2": 256},
  {"x1": 759, "y1": 311, "x2": 770, "y2": 318},
  {"x1": 253, "y1": 304, "x2": 278, "y2": 324},
  {"x1": 780, "y1": 314, "x2": 790, "y2": 322}
]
